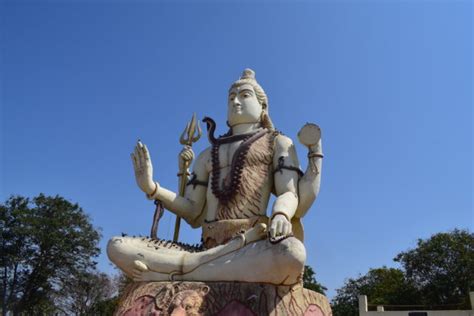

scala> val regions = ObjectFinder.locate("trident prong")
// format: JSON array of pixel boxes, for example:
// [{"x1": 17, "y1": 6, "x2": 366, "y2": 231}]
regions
[{"x1": 180, "y1": 113, "x2": 202, "y2": 146}]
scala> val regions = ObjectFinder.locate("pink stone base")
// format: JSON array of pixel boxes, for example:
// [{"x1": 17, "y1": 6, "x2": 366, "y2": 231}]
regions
[{"x1": 115, "y1": 281, "x2": 332, "y2": 316}]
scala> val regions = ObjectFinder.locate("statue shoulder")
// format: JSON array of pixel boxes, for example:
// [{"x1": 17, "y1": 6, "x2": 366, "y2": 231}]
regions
[
  {"x1": 195, "y1": 146, "x2": 212, "y2": 172},
  {"x1": 274, "y1": 133, "x2": 295, "y2": 153},
  {"x1": 273, "y1": 132, "x2": 300, "y2": 170},
  {"x1": 197, "y1": 146, "x2": 212, "y2": 159}
]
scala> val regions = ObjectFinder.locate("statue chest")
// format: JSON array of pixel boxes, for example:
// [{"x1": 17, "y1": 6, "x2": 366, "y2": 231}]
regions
[
  {"x1": 217, "y1": 142, "x2": 242, "y2": 171},
  {"x1": 208, "y1": 131, "x2": 276, "y2": 219}
]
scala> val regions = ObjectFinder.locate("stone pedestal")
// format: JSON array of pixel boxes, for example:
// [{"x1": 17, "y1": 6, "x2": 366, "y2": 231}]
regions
[{"x1": 115, "y1": 281, "x2": 332, "y2": 316}]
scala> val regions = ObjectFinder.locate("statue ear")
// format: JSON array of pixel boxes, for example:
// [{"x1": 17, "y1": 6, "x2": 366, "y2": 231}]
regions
[
  {"x1": 201, "y1": 286, "x2": 210, "y2": 295},
  {"x1": 260, "y1": 111, "x2": 274, "y2": 130}
]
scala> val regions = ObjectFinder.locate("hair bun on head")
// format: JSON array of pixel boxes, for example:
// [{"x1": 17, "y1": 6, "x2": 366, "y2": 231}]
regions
[{"x1": 241, "y1": 68, "x2": 256, "y2": 80}]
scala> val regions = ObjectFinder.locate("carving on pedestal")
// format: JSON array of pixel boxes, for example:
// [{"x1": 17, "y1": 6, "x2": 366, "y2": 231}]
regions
[{"x1": 116, "y1": 281, "x2": 332, "y2": 316}]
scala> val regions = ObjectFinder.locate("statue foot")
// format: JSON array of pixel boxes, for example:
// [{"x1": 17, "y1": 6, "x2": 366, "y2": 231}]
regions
[
  {"x1": 243, "y1": 223, "x2": 267, "y2": 244},
  {"x1": 132, "y1": 260, "x2": 171, "y2": 281},
  {"x1": 131, "y1": 260, "x2": 149, "y2": 281}
]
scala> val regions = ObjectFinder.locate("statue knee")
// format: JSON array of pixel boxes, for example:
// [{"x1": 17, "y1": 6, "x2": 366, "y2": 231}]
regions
[
  {"x1": 272, "y1": 237, "x2": 306, "y2": 273},
  {"x1": 107, "y1": 237, "x2": 124, "y2": 261},
  {"x1": 107, "y1": 236, "x2": 150, "y2": 275},
  {"x1": 107, "y1": 237, "x2": 131, "y2": 273}
]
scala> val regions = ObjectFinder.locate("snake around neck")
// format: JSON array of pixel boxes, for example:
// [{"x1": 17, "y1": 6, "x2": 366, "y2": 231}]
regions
[{"x1": 202, "y1": 117, "x2": 269, "y2": 205}]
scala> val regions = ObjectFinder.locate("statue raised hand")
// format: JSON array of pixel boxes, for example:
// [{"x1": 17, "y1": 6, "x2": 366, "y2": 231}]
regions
[{"x1": 131, "y1": 141, "x2": 156, "y2": 195}]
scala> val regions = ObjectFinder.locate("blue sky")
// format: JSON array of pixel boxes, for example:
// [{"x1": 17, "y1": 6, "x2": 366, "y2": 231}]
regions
[{"x1": 1, "y1": 0, "x2": 472, "y2": 298}]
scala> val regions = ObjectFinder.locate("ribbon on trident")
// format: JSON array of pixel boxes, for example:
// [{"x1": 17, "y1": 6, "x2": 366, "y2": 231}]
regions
[{"x1": 173, "y1": 113, "x2": 202, "y2": 242}]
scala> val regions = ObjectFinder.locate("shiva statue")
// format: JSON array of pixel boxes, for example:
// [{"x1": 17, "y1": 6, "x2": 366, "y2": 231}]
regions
[{"x1": 107, "y1": 69, "x2": 323, "y2": 286}]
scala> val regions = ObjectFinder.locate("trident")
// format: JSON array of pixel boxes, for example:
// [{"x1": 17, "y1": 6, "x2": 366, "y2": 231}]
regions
[{"x1": 173, "y1": 113, "x2": 202, "y2": 242}]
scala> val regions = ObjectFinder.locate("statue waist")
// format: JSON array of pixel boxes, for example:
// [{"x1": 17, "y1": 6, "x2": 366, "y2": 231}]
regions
[{"x1": 202, "y1": 216, "x2": 268, "y2": 249}]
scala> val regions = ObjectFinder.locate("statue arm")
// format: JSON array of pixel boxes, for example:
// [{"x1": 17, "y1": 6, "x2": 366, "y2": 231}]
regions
[
  {"x1": 182, "y1": 147, "x2": 210, "y2": 227},
  {"x1": 295, "y1": 136, "x2": 323, "y2": 218},
  {"x1": 270, "y1": 134, "x2": 300, "y2": 237},
  {"x1": 143, "y1": 147, "x2": 210, "y2": 226}
]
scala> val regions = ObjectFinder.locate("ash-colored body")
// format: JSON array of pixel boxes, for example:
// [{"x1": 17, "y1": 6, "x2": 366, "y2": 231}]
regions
[{"x1": 107, "y1": 69, "x2": 323, "y2": 285}]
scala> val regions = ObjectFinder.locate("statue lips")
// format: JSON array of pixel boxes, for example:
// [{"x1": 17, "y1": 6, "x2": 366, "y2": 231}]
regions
[{"x1": 233, "y1": 105, "x2": 243, "y2": 114}]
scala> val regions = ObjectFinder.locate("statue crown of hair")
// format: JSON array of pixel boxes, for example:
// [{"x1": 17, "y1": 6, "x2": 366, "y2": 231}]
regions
[{"x1": 241, "y1": 68, "x2": 256, "y2": 80}]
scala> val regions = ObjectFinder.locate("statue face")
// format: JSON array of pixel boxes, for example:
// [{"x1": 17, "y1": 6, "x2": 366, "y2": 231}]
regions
[{"x1": 227, "y1": 84, "x2": 262, "y2": 127}]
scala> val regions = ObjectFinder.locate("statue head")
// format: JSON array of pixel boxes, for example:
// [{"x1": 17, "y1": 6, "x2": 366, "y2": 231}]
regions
[{"x1": 227, "y1": 69, "x2": 274, "y2": 130}]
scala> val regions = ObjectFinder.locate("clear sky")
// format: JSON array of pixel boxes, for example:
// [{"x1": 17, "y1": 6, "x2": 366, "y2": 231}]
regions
[{"x1": 1, "y1": 0, "x2": 472, "y2": 298}]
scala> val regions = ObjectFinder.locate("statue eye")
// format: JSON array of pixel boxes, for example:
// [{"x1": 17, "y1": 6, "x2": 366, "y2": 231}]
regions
[{"x1": 243, "y1": 93, "x2": 251, "y2": 98}]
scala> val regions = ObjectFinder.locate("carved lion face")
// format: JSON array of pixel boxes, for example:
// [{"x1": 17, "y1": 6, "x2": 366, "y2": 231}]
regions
[{"x1": 168, "y1": 287, "x2": 209, "y2": 316}]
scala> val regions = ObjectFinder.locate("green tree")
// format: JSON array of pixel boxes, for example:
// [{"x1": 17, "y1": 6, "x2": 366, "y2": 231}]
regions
[
  {"x1": 0, "y1": 194, "x2": 101, "y2": 315},
  {"x1": 331, "y1": 229, "x2": 474, "y2": 315},
  {"x1": 394, "y1": 229, "x2": 474, "y2": 309},
  {"x1": 88, "y1": 296, "x2": 119, "y2": 316},
  {"x1": 57, "y1": 271, "x2": 117, "y2": 315},
  {"x1": 88, "y1": 272, "x2": 133, "y2": 315},
  {"x1": 331, "y1": 267, "x2": 420, "y2": 316},
  {"x1": 303, "y1": 265, "x2": 327, "y2": 295}
]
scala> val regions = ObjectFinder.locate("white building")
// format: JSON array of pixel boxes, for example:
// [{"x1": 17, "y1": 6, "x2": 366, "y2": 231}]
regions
[{"x1": 358, "y1": 292, "x2": 474, "y2": 316}]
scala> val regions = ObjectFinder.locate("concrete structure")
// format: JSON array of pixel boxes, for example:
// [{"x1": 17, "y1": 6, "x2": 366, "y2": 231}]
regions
[
  {"x1": 108, "y1": 69, "x2": 325, "y2": 285},
  {"x1": 116, "y1": 281, "x2": 332, "y2": 315},
  {"x1": 358, "y1": 292, "x2": 474, "y2": 316},
  {"x1": 108, "y1": 69, "x2": 332, "y2": 315}
]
